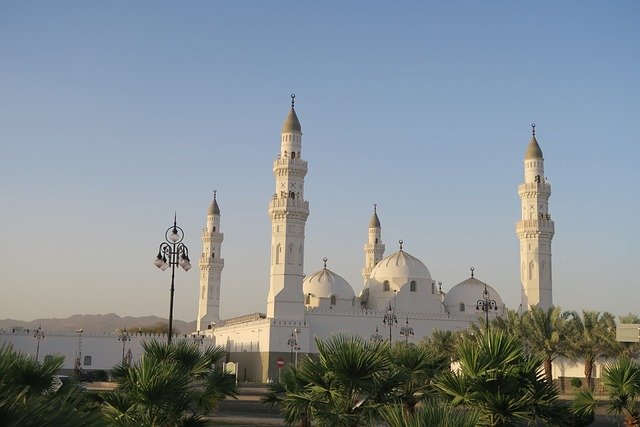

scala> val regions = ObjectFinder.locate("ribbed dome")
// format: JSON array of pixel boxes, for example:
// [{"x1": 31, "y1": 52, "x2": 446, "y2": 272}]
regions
[
  {"x1": 444, "y1": 277, "x2": 503, "y2": 310},
  {"x1": 282, "y1": 108, "x2": 302, "y2": 133},
  {"x1": 370, "y1": 250, "x2": 431, "y2": 281},
  {"x1": 524, "y1": 136, "x2": 543, "y2": 159},
  {"x1": 208, "y1": 198, "x2": 220, "y2": 215},
  {"x1": 303, "y1": 267, "x2": 355, "y2": 300}
]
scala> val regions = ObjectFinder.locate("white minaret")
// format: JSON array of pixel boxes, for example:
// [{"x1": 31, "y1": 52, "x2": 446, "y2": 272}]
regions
[
  {"x1": 266, "y1": 95, "x2": 309, "y2": 319},
  {"x1": 516, "y1": 124, "x2": 555, "y2": 310},
  {"x1": 197, "y1": 191, "x2": 224, "y2": 331},
  {"x1": 362, "y1": 204, "x2": 385, "y2": 282}
]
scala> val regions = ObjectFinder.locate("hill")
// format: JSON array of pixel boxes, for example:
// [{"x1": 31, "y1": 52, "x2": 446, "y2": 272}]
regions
[{"x1": 0, "y1": 313, "x2": 196, "y2": 334}]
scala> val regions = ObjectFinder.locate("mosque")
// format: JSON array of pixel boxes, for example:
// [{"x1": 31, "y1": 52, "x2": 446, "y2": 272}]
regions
[{"x1": 195, "y1": 96, "x2": 555, "y2": 382}]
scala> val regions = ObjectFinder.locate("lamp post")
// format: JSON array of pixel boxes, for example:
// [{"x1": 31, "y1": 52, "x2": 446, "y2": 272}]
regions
[
  {"x1": 118, "y1": 328, "x2": 131, "y2": 363},
  {"x1": 74, "y1": 329, "x2": 83, "y2": 375},
  {"x1": 154, "y1": 215, "x2": 191, "y2": 345},
  {"x1": 383, "y1": 301, "x2": 398, "y2": 344},
  {"x1": 400, "y1": 318, "x2": 414, "y2": 343},
  {"x1": 287, "y1": 328, "x2": 299, "y2": 365},
  {"x1": 475, "y1": 269, "x2": 498, "y2": 330},
  {"x1": 370, "y1": 326, "x2": 384, "y2": 343},
  {"x1": 33, "y1": 325, "x2": 45, "y2": 361}
]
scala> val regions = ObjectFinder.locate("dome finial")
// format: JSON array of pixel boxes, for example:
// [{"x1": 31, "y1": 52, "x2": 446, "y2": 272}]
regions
[
  {"x1": 470, "y1": 266, "x2": 475, "y2": 278},
  {"x1": 531, "y1": 123, "x2": 536, "y2": 137},
  {"x1": 323, "y1": 257, "x2": 328, "y2": 269},
  {"x1": 438, "y1": 281, "x2": 442, "y2": 293},
  {"x1": 399, "y1": 240, "x2": 403, "y2": 251},
  {"x1": 291, "y1": 93, "x2": 295, "y2": 109}
]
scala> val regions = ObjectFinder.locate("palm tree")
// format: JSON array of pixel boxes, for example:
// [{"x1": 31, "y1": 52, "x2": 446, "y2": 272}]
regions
[
  {"x1": 601, "y1": 357, "x2": 640, "y2": 426},
  {"x1": 433, "y1": 330, "x2": 570, "y2": 426},
  {"x1": 103, "y1": 340, "x2": 236, "y2": 426},
  {"x1": 263, "y1": 334, "x2": 403, "y2": 426},
  {"x1": 420, "y1": 329, "x2": 460, "y2": 362},
  {"x1": 0, "y1": 343, "x2": 103, "y2": 426},
  {"x1": 566, "y1": 310, "x2": 617, "y2": 390},
  {"x1": 381, "y1": 402, "x2": 480, "y2": 427},
  {"x1": 388, "y1": 342, "x2": 449, "y2": 414},
  {"x1": 520, "y1": 305, "x2": 571, "y2": 380}
]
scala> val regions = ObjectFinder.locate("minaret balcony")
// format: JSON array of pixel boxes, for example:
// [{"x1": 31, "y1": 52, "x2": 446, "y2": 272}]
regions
[
  {"x1": 518, "y1": 182, "x2": 551, "y2": 197},
  {"x1": 268, "y1": 197, "x2": 309, "y2": 212},
  {"x1": 273, "y1": 158, "x2": 308, "y2": 175},
  {"x1": 516, "y1": 219, "x2": 555, "y2": 237}
]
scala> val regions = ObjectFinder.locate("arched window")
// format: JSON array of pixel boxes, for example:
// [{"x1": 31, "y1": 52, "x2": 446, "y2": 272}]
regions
[
  {"x1": 287, "y1": 244, "x2": 293, "y2": 264},
  {"x1": 211, "y1": 252, "x2": 215, "y2": 258},
  {"x1": 213, "y1": 227, "x2": 216, "y2": 232},
  {"x1": 410, "y1": 281, "x2": 417, "y2": 292},
  {"x1": 305, "y1": 294, "x2": 311, "y2": 304},
  {"x1": 459, "y1": 303, "x2": 465, "y2": 312},
  {"x1": 330, "y1": 295, "x2": 337, "y2": 305},
  {"x1": 290, "y1": 191, "x2": 295, "y2": 199},
  {"x1": 298, "y1": 245, "x2": 303, "y2": 266},
  {"x1": 383, "y1": 281, "x2": 390, "y2": 292},
  {"x1": 291, "y1": 152, "x2": 296, "y2": 159},
  {"x1": 83, "y1": 356, "x2": 92, "y2": 366},
  {"x1": 528, "y1": 260, "x2": 535, "y2": 280},
  {"x1": 275, "y1": 244, "x2": 282, "y2": 264},
  {"x1": 375, "y1": 238, "x2": 378, "y2": 244}
]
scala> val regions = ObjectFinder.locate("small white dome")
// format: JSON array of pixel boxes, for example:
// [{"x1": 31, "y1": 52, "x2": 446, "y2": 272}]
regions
[
  {"x1": 444, "y1": 276, "x2": 503, "y2": 313},
  {"x1": 370, "y1": 250, "x2": 431, "y2": 281},
  {"x1": 303, "y1": 267, "x2": 355, "y2": 300}
]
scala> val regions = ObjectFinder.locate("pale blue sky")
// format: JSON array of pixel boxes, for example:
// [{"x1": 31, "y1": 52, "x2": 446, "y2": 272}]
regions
[{"x1": 1, "y1": 2, "x2": 638, "y2": 322}]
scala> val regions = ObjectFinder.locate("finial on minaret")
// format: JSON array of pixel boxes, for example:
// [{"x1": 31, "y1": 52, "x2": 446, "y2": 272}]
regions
[
  {"x1": 438, "y1": 281, "x2": 442, "y2": 293},
  {"x1": 531, "y1": 123, "x2": 536, "y2": 137},
  {"x1": 323, "y1": 257, "x2": 328, "y2": 269},
  {"x1": 213, "y1": 189, "x2": 217, "y2": 200},
  {"x1": 291, "y1": 93, "x2": 295, "y2": 109},
  {"x1": 399, "y1": 240, "x2": 403, "y2": 251},
  {"x1": 373, "y1": 203, "x2": 377, "y2": 213},
  {"x1": 470, "y1": 266, "x2": 475, "y2": 278}
]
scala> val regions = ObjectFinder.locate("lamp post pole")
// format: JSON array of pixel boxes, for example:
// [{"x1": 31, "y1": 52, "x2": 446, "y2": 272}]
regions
[
  {"x1": 33, "y1": 325, "x2": 45, "y2": 361},
  {"x1": 154, "y1": 215, "x2": 191, "y2": 345},
  {"x1": 287, "y1": 328, "x2": 299, "y2": 365},
  {"x1": 383, "y1": 301, "x2": 398, "y2": 344},
  {"x1": 474, "y1": 267, "x2": 497, "y2": 331},
  {"x1": 370, "y1": 326, "x2": 384, "y2": 343},
  {"x1": 118, "y1": 328, "x2": 131, "y2": 363},
  {"x1": 400, "y1": 318, "x2": 414, "y2": 343}
]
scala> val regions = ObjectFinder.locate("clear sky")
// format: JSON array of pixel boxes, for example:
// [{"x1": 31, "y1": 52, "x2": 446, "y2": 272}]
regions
[{"x1": 1, "y1": 2, "x2": 638, "y2": 323}]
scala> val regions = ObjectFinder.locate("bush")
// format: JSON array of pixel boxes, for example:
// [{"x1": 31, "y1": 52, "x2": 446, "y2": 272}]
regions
[{"x1": 571, "y1": 377, "x2": 583, "y2": 388}]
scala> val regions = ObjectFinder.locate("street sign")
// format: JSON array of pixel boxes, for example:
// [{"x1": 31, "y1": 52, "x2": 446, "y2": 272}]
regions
[{"x1": 276, "y1": 357, "x2": 285, "y2": 368}]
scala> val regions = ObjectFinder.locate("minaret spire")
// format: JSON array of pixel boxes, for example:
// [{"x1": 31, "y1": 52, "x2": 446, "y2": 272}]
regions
[
  {"x1": 267, "y1": 96, "x2": 309, "y2": 319},
  {"x1": 197, "y1": 191, "x2": 225, "y2": 330},
  {"x1": 362, "y1": 203, "x2": 385, "y2": 282},
  {"x1": 516, "y1": 125, "x2": 554, "y2": 310}
]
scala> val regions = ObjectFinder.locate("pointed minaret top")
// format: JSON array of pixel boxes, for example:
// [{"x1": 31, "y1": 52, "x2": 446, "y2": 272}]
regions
[
  {"x1": 208, "y1": 190, "x2": 221, "y2": 215},
  {"x1": 282, "y1": 94, "x2": 302, "y2": 133},
  {"x1": 369, "y1": 203, "x2": 381, "y2": 228},
  {"x1": 524, "y1": 123, "x2": 543, "y2": 159}
]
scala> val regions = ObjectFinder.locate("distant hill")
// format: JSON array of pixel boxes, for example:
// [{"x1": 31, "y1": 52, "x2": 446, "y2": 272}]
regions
[{"x1": 0, "y1": 313, "x2": 196, "y2": 334}]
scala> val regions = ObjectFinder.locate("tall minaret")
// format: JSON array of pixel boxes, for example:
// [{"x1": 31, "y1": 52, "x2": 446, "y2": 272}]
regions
[
  {"x1": 266, "y1": 95, "x2": 309, "y2": 319},
  {"x1": 362, "y1": 204, "x2": 385, "y2": 282},
  {"x1": 197, "y1": 191, "x2": 224, "y2": 331},
  {"x1": 516, "y1": 124, "x2": 555, "y2": 310}
]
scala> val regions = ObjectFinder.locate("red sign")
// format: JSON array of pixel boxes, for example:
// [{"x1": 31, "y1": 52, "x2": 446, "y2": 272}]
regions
[{"x1": 276, "y1": 358, "x2": 285, "y2": 368}]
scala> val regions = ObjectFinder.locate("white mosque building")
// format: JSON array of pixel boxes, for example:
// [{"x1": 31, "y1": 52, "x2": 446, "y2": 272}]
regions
[
  {"x1": 194, "y1": 96, "x2": 554, "y2": 382},
  {"x1": 0, "y1": 97, "x2": 556, "y2": 382}
]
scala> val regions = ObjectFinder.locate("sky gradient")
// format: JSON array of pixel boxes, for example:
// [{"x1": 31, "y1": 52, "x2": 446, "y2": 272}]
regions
[{"x1": 1, "y1": 2, "x2": 638, "y2": 323}]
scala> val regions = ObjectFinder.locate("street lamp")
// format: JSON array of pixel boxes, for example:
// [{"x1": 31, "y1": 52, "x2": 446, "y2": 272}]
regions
[
  {"x1": 118, "y1": 328, "x2": 131, "y2": 363},
  {"x1": 154, "y1": 215, "x2": 191, "y2": 345},
  {"x1": 383, "y1": 301, "x2": 398, "y2": 344},
  {"x1": 400, "y1": 318, "x2": 414, "y2": 343},
  {"x1": 74, "y1": 329, "x2": 83, "y2": 375},
  {"x1": 370, "y1": 326, "x2": 384, "y2": 343},
  {"x1": 474, "y1": 268, "x2": 498, "y2": 330},
  {"x1": 287, "y1": 328, "x2": 300, "y2": 365},
  {"x1": 33, "y1": 325, "x2": 45, "y2": 361}
]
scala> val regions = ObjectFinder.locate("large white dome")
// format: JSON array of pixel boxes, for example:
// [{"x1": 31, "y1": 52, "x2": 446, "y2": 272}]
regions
[
  {"x1": 370, "y1": 249, "x2": 431, "y2": 281},
  {"x1": 444, "y1": 276, "x2": 503, "y2": 314},
  {"x1": 303, "y1": 267, "x2": 355, "y2": 300}
]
